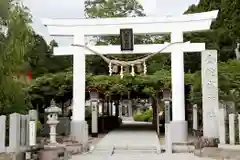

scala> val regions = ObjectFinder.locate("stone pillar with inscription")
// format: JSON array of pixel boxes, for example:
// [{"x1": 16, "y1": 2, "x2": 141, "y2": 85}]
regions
[{"x1": 201, "y1": 50, "x2": 219, "y2": 138}]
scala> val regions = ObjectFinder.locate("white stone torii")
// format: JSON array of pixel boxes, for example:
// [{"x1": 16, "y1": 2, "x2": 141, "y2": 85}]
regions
[{"x1": 42, "y1": 10, "x2": 218, "y2": 143}]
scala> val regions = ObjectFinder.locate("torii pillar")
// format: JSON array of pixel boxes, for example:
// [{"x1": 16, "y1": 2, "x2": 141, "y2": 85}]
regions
[
  {"x1": 71, "y1": 34, "x2": 88, "y2": 144},
  {"x1": 170, "y1": 31, "x2": 188, "y2": 143}
]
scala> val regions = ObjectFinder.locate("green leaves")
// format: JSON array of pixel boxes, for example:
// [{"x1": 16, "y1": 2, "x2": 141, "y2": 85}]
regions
[
  {"x1": 28, "y1": 69, "x2": 175, "y2": 105},
  {"x1": 184, "y1": 0, "x2": 240, "y2": 63},
  {"x1": 189, "y1": 60, "x2": 240, "y2": 107},
  {"x1": 0, "y1": 2, "x2": 34, "y2": 114},
  {"x1": 85, "y1": 0, "x2": 145, "y2": 18}
]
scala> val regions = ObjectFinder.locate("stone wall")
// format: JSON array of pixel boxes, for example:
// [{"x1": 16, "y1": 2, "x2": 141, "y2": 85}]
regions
[{"x1": 0, "y1": 111, "x2": 38, "y2": 160}]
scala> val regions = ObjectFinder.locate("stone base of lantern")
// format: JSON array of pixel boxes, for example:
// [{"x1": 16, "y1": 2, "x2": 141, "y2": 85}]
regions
[
  {"x1": 38, "y1": 145, "x2": 68, "y2": 160},
  {"x1": 70, "y1": 120, "x2": 89, "y2": 151},
  {"x1": 170, "y1": 120, "x2": 188, "y2": 144}
]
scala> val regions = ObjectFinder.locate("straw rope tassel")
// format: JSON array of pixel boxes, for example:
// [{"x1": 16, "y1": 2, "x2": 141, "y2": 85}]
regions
[
  {"x1": 131, "y1": 64, "x2": 135, "y2": 76},
  {"x1": 120, "y1": 65, "x2": 124, "y2": 79},
  {"x1": 143, "y1": 61, "x2": 147, "y2": 75},
  {"x1": 109, "y1": 62, "x2": 112, "y2": 76}
]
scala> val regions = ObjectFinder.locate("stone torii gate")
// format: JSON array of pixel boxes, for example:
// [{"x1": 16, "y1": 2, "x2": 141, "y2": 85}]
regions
[{"x1": 42, "y1": 10, "x2": 219, "y2": 144}]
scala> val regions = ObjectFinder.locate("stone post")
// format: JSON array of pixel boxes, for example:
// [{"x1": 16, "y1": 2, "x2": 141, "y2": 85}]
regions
[
  {"x1": 127, "y1": 92, "x2": 132, "y2": 117},
  {"x1": 104, "y1": 101, "x2": 108, "y2": 115},
  {"x1": 156, "y1": 98, "x2": 160, "y2": 136},
  {"x1": 91, "y1": 100, "x2": 98, "y2": 137},
  {"x1": 219, "y1": 107, "x2": 226, "y2": 144},
  {"x1": 0, "y1": 115, "x2": 6, "y2": 152},
  {"x1": 115, "y1": 101, "x2": 119, "y2": 117},
  {"x1": 164, "y1": 98, "x2": 172, "y2": 153},
  {"x1": 229, "y1": 114, "x2": 235, "y2": 145},
  {"x1": 29, "y1": 110, "x2": 38, "y2": 146},
  {"x1": 166, "y1": 123, "x2": 172, "y2": 154},
  {"x1": 83, "y1": 122, "x2": 89, "y2": 149},
  {"x1": 164, "y1": 100, "x2": 171, "y2": 140},
  {"x1": 119, "y1": 102, "x2": 123, "y2": 118},
  {"x1": 238, "y1": 114, "x2": 240, "y2": 144},
  {"x1": 106, "y1": 96, "x2": 110, "y2": 116},
  {"x1": 98, "y1": 101, "x2": 103, "y2": 116},
  {"x1": 109, "y1": 99, "x2": 112, "y2": 116},
  {"x1": 128, "y1": 100, "x2": 133, "y2": 117},
  {"x1": 20, "y1": 115, "x2": 27, "y2": 146},
  {"x1": 45, "y1": 100, "x2": 62, "y2": 145},
  {"x1": 9, "y1": 113, "x2": 21, "y2": 152},
  {"x1": 89, "y1": 89, "x2": 99, "y2": 137},
  {"x1": 193, "y1": 104, "x2": 198, "y2": 136},
  {"x1": 112, "y1": 102, "x2": 116, "y2": 116},
  {"x1": 165, "y1": 101, "x2": 171, "y2": 124},
  {"x1": 25, "y1": 115, "x2": 30, "y2": 146}
]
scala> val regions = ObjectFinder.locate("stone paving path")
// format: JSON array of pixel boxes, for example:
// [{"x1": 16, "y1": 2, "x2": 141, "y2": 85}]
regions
[
  {"x1": 70, "y1": 121, "x2": 214, "y2": 160},
  {"x1": 71, "y1": 153, "x2": 215, "y2": 160}
]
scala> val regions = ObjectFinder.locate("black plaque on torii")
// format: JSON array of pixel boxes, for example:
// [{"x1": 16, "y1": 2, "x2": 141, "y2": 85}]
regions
[{"x1": 120, "y1": 28, "x2": 134, "y2": 51}]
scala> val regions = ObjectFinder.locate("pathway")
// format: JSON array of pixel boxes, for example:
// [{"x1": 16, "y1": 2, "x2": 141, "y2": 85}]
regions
[{"x1": 70, "y1": 121, "x2": 213, "y2": 160}]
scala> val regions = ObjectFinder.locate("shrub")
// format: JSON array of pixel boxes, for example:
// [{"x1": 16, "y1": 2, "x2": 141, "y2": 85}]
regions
[
  {"x1": 133, "y1": 113, "x2": 143, "y2": 121},
  {"x1": 37, "y1": 120, "x2": 41, "y2": 131},
  {"x1": 133, "y1": 109, "x2": 153, "y2": 122}
]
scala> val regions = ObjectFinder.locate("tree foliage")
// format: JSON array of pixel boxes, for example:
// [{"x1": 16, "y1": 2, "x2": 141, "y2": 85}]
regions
[
  {"x1": 25, "y1": 36, "x2": 73, "y2": 78},
  {"x1": 0, "y1": 1, "x2": 34, "y2": 114},
  {"x1": 190, "y1": 60, "x2": 240, "y2": 107},
  {"x1": 184, "y1": 0, "x2": 240, "y2": 73},
  {"x1": 28, "y1": 69, "x2": 197, "y2": 110}
]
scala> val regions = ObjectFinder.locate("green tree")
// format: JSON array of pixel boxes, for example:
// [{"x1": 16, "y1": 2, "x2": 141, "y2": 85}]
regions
[
  {"x1": 25, "y1": 35, "x2": 73, "y2": 77},
  {"x1": 184, "y1": 0, "x2": 240, "y2": 73},
  {"x1": 0, "y1": 1, "x2": 34, "y2": 114}
]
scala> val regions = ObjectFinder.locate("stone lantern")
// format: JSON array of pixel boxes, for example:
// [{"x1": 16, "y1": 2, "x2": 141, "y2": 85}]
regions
[{"x1": 45, "y1": 99, "x2": 62, "y2": 145}]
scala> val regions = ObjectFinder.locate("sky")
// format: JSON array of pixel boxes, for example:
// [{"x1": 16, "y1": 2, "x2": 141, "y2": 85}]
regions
[{"x1": 22, "y1": 0, "x2": 200, "y2": 43}]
